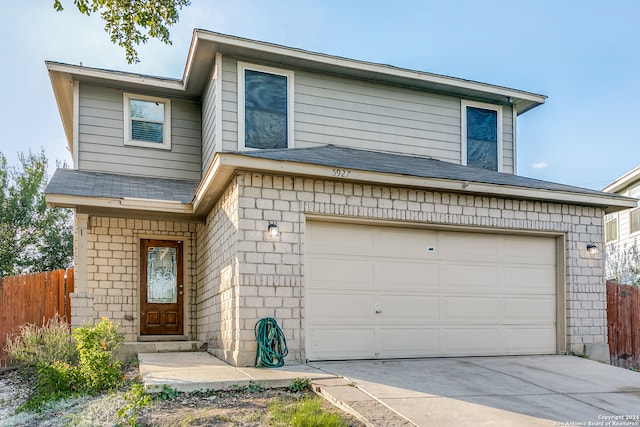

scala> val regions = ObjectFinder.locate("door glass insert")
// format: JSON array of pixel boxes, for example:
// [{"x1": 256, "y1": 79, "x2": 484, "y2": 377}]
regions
[{"x1": 147, "y1": 246, "x2": 177, "y2": 303}]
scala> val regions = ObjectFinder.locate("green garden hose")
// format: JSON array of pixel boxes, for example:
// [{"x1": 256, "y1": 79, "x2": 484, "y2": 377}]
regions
[{"x1": 254, "y1": 317, "x2": 288, "y2": 368}]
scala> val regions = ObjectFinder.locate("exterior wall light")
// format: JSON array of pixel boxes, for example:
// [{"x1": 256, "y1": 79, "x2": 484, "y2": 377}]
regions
[
  {"x1": 586, "y1": 244, "x2": 599, "y2": 255},
  {"x1": 268, "y1": 223, "x2": 280, "y2": 238}
]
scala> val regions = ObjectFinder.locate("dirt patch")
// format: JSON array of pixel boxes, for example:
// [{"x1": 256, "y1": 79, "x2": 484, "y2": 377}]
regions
[
  {"x1": 139, "y1": 388, "x2": 363, "y2": 426},
  {"x1": 0, "y1": 369, "x2": 364, "y2": 426},
  {"x1": 0, "y1": 367, "x2": 33, "y2": 421}
]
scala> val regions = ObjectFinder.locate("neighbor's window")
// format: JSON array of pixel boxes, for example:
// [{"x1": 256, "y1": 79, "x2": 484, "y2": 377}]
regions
[
  {"x1": 238, "y1": 62, "x2": 293, "y2": 150},
  {"x1": 605, "y1": 217, "x2": 618, "y2": 243},
  {"x1": 630, "y1": 209, "x2": 640, "y2": 234},
  {"x1": 124, "y1": 93, "x2": 171, "y2": 150},
  {"x1": 462, "y1": 100, "x2": 503, "y2": 171}
]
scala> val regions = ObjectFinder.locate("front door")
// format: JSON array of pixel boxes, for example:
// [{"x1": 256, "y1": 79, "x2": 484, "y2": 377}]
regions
[{"x1": 140, "y1": 239, "x2": 184, "y2": 335}]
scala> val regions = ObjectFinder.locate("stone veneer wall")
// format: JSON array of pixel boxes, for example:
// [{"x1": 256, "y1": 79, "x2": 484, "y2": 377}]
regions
[
  {"x1": 73, "y1": 171, "x2": 607, "y2": 365},
  {"x1": 203, "y1": 171, "x2": 606, "y2": 366},
  {"x1": 195, "y1": 177, "x2": 241, "y2": 363},
  {"x1": 74, "y1": 216, "x2": 197, "y2": 341}
]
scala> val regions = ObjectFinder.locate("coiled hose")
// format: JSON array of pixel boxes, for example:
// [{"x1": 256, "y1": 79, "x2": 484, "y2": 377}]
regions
[{"x1": 254, "y1": 317, "x2": 288, "y2": 368}]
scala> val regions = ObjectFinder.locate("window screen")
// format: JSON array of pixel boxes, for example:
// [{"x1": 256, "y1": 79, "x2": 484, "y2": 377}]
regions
[
  {"x1": 130, "y1": 99, "x2": 165, "y2": 143},
  {"x1": 467, "y1": 106, "x2": 498, "y2": 171},
  {"x1": 244, "y1": 69, "x2": 288, "y2": 149}
]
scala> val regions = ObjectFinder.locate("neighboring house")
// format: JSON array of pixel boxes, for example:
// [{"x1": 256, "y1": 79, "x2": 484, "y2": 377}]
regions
[
  {"x1": 603, "y1": 166, "x2": 640, "y2": 284},
  {"x1": 45, "y1": 30, "x2": 635, "y2": 366}
]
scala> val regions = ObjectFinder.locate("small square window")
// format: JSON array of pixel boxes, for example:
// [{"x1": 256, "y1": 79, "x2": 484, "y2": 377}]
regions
[
  {"x1": 238, "y1": 62, "x2": 293, "y2": 150},
  {"x1": 124, "y1": 93, "x2": 171, "y2": 150},
  {"x1": 462, "y1": 100, "x2": 503, "y2": 171}
]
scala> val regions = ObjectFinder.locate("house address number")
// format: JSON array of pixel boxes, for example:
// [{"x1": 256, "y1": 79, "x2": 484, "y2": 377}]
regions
[{"x1": 332, "y1": 168, "x2": 352, "y2": 178}]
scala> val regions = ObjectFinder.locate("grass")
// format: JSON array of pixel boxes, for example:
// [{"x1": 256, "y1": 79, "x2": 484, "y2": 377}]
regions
[{"x1": 268, "y1": 395, "x2": 350, "y2": 427}]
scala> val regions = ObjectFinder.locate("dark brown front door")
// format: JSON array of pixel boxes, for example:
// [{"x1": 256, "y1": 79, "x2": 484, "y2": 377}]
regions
[{"x1": 140, "y1": 239, "x2": 183, "y2": 335}]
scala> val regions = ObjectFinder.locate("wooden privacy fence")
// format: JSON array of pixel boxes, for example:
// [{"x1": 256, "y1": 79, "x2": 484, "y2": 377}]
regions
[
  {"x1": 0, "y1": 268, "x2": 74, "y2": 364},
  {"x1": 607, "y1": 281, "x2": 640, "y2": 370}
]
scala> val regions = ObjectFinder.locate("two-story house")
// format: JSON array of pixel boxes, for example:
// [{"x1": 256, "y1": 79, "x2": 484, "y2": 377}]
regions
[
  {"x1": 603, "y1": 166, "x2": 640, "y2": 285},
  {"x1": 45, "y1": 30, "x2": 635, "y2": 366}
]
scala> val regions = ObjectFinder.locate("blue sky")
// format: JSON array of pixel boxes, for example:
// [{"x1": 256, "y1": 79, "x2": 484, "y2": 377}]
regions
[{"x1": 1, "y1": 1, "x2": 638, "y2": 190}]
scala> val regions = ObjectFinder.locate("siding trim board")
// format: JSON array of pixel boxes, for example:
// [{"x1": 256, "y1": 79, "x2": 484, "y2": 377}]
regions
[{"x1": 73, "y1": 80, "x2": 80, "y2": 169}]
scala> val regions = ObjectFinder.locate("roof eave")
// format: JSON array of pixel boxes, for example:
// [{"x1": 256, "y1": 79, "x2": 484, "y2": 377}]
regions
[
  {"x1": 192, "y1": 30, "x2": 546, "y2": 112},
  {"x1": 45, "y1": 31, "x2": 546, "y2": 113},
  {"x1": 603, "y1": 165, "x2": 640, "y2": 194},
  {"x1": 46, "y1": 193, "x2": 197, "y2": 217}
]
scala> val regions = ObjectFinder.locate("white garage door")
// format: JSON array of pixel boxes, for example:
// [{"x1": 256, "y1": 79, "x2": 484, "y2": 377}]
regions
[{"x1": 305, "y1": 221, "x2": 557, "y2": 360}]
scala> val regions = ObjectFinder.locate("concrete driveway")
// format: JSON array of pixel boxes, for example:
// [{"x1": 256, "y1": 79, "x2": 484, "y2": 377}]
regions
[{"x1": 309, "y1": 355, "x2": 640, "y2": 426}]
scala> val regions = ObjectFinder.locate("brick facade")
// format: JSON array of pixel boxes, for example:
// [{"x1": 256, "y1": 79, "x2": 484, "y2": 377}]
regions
[
  {"x1": 73, "y1": 216, "x2": 197, "y2": 341},
  {"x1": 74, "y1": 171, "x2": 606, "y2": 366}
]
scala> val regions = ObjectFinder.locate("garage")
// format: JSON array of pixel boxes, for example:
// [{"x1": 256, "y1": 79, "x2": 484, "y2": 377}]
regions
[{"x1": 305, "y1": 221, "x2": 558, "y2": 360}]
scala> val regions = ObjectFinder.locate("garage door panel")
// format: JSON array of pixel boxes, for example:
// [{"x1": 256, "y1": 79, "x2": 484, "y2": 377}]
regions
[
  {"x1": 440, "y1": 232, "x2": 500, "y2": 261},
  {"x1": 375, "y1": 228, "x2": 438, "y2": 258},
  {"x1": 378, "y1": 328, "x2": 440, "y2": 357},
  {"x1": 441, "y1": 263, "x2": 499, "y2": 289},
  {"x1": 500, "y1": 327, "x2": 556, "y2": 354},
  {"x1": 502, "y1": 266, "x2": 556, "y2": 292},
  {"x1": 307, "y1": 222, "x2": 374, "y2": 255},
  {"x1": 376, "y1": 260, "x2": 439, "y2": 289},
  {"x1": 443, "y1": 296, "x2": 499, "y2": 321},
  {"x1": 308, "y1": 328, "x2": 375, "y2": 360},
  {"x1": 501, "y1": 235, "x2": 556, "y2": 265},
  {"x1": 501, "y1": 297, "x2": 556, "y2": 322},
  {"x1": 306, "y1": 292, "x2": 374, "y2": 322},
  {"x1": 377, "y1": 295, "x2": 440, "y2": 321},
  {"x1": 442, "y1": 328, "x2": 500, "y2": 355},
  {"x1": 307, "y1": 257, "x2": 373, "y2": 288}
]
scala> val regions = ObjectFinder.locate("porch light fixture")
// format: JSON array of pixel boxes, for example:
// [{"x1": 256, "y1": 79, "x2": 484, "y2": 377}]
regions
[
  {"x1": 586, "y1": 244, "x2": 599, "y2": 255},
  {"x1": 267, "y1": 223, "x2": 280, "y2": 238}
]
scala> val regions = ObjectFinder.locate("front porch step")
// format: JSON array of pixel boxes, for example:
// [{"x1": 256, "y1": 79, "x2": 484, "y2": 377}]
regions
[{"x1": 118, "y1": 340, "x2": 207, "y2": 361}]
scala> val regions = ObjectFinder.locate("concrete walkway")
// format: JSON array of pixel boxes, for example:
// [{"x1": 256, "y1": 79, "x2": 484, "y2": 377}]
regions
[
  {"x1": 139, "y1": 353, "x2": 640, "y2": 427},
  {"x1": 138, "y1": 352, "x2": 333, "y2": 392}
]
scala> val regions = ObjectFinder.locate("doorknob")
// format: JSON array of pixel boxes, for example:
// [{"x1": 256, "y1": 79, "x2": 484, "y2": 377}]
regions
[{"x1": 375, "y1": 303, "x2": 382, "y2": 314}]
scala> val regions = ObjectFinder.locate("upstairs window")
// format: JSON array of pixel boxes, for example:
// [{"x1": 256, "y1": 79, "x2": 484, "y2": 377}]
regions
[
  {"x1": 238, "y1": 62, "x2": 294, "y2": 150},
  {"x1": 462, "y1": 100, "x2": 503, "y2": 171},
  {"x1": 124, "y1": 93, "x2": 171, "y2": 150}
]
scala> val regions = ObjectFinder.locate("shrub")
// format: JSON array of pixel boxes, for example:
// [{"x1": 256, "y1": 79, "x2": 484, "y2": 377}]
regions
[
  {"x1": 73, "y1": 318, "x2": 124, "y2": 392},
  {"x1": 117, "y1": 383, "x2": 152, "y2": 426},
  {"x1": 35, "y1": 360, "x2": 83, "y2": 398},
  {"x1": 7, "y1": 316, "x2": 126, "y2": 412},
  {"x1": 5, "y1": 314, "x2": 77, "y2": 366}
]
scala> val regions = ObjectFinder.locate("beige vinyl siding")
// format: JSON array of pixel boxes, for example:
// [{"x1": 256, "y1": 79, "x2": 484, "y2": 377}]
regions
[
  {"x1": 78, "y1": 84, "x2": 202, "y2": 181},
  {"x1": 201, "y1": 67, "x2": 217, "y2": 174},
  {"x1": 221, "y1": 59, "x2": 238, "y2": 151},
  {"x1": 502, "y1": 107, "x2": 514, "y2": 174},
  {"x1": 220, "y1": 58, "x2": 514, "y2": 171},
  {"x1": 295, "y1": 72, "x2": 461, "y2": 161}
]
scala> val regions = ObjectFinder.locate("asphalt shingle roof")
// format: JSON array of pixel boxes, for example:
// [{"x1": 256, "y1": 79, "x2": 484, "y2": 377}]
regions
[
  {"x1": 45, "y1": 169, "x2": 198, "y2": 203},
  {"x1": 236, "y1": 145, "x2": 614, "y2": 197},
  {"x1": 45, "y1": 146, "x2": 625, "y2": 203}
]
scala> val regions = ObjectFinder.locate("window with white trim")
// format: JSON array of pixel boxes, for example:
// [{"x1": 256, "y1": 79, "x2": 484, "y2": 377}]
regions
[
  {"x1": 605, "y1": 216, "x2": 618, "y2": 243},
  {"x1": 462, "y1": 100, "x2": 503, "y2": 171},
  {"x1": 630, "y1": 209, "x2": 640, "y2": 235},
  {"x1": 124, "y1": 93, "x2": 171, "y2": 150},
  {"x1": 238, "y1": 62, "x2": 293, "y2": 150}
]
